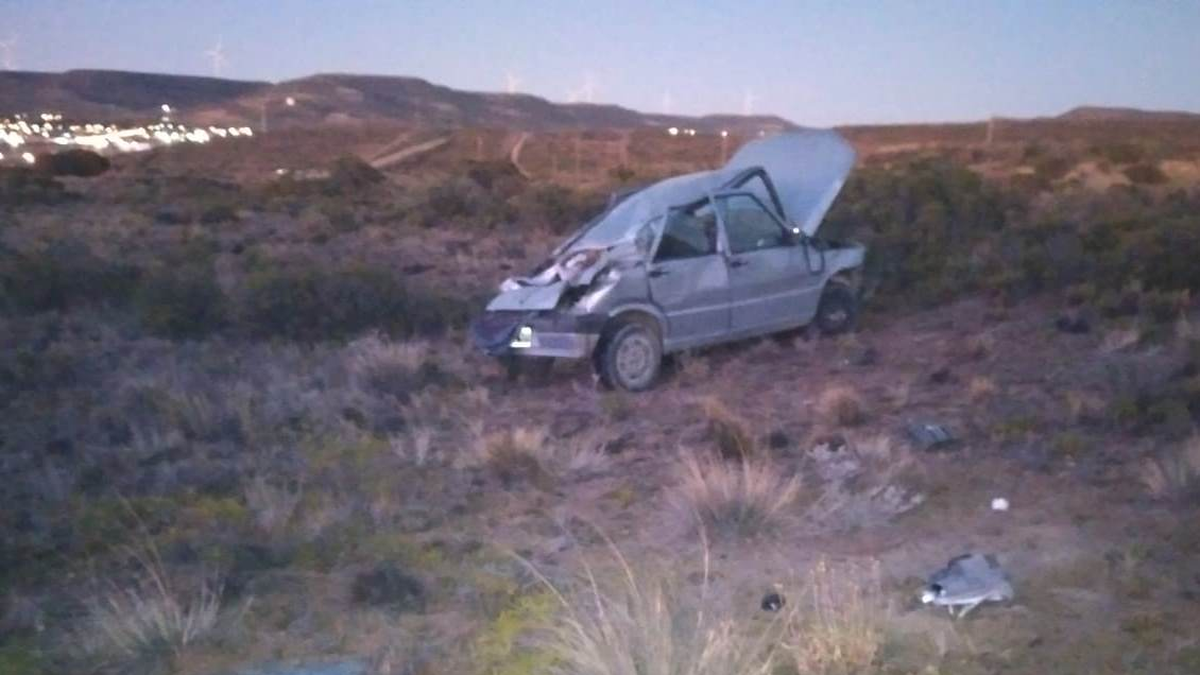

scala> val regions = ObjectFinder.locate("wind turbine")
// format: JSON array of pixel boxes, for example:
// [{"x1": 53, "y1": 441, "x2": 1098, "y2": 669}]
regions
[
  {"x1": 580, "y1": 73, "x2": 596, "y2": 104},
  {"x1": 742, "y1": 89, "x2": 756, "y2": 116},
  {"x1": 204, "y1": 36, "x2": 228, "y2": 77},
  {"x1": 0, "y1": 35, "x2": 17, "y2": 71},
  {"x1": 504, "y1": 70, "x2": 522, "y2": 94}
]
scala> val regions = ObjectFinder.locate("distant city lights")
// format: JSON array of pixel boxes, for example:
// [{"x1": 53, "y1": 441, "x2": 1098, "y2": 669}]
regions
[{"x1": 0, "y1": 110, "x2": 254, "y2": 165}]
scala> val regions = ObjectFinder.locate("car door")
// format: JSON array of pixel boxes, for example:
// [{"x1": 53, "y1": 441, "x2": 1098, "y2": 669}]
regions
[
  {"x1": 715, "y1": 192, "x2": 809, "y2": 334},
  {"x1": 647, "y1": 199, "x2": 730, "y2": 348}
]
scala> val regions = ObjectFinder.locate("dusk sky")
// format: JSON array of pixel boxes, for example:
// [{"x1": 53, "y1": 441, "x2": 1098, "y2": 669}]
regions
[{"x1": 4, "y1": 0, "x2": 1199, "y2": 126}]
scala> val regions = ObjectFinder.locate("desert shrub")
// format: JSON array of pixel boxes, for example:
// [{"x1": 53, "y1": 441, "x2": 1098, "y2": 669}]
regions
[
  {"x1": 1096, "y1": 142, "x2": 1143, "y2": 165},
  {"x1": 236, "y1": 263, "x2": 468, "y2": 341},
  {"x1": 817, "y1": 385, "x2": 866, "y2": 427},
  {"x1": 35, "y1": 149, "x2": 110, "y2": 178},
  {"x1": 1032, "y1": 154, "x2": 1075, "y2": 187},
  {"x1": 700, "y1": 397, "x2": 755, "y2": 460},
  {"x1": 466, "y1": 159, "x2": 525, "y2": 197},
  {"x1": 517, "y1": 185, "x2": 607, "y2": 234},
  {"x1": 329, "y1": 154, "x2": 385, "y2": 190},
  {"x1": 408, "y1": 177, "x2": 515, "y2": 229},
  {"x1": 134, "y1": 265, "x2": 227, "y2": 339},
  {"x1": 1124, "y1": 162, "x2": 1168, "y2": 185},
  {"x1": 0, "y1": 242, "x2": 139, "y2": 313},
  {"x1": 81, "y1": 544, "x2": 222, "y2": 663},
  {"x1": 530, "y1": 546, "x2": 777, "y2": 675},
  {"x1": 197, "y1": 203, "x2": 239, "y2": 225},
  {"x1": 0, "y1": 167, "x2": 69, "y2": 206},
  {"x1": 1141, "y1": 436, "x2": 1200, "y2": 502},
  {"x1": 674, "y1": 451, "x2": 799, "y2": 538},
  {"x1": 781, "y1": 559, "x2": 886, "y2": 675},
  {"x1": 822, "y1": 159, "x2": 1013, "y2": 305}
]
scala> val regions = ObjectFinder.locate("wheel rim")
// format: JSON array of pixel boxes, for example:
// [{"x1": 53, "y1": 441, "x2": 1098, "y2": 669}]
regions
[{"x1": 615, "y1": 333, "x2": 655, "y2": 386}]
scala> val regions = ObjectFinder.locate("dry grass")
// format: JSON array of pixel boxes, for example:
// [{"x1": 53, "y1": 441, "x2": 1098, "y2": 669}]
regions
[
  {"x1": 781, "y1": 559, "x2": 887, "y2": 675},
  {"x1": 243, "y1": 475, "x2": 302, "y2": 536},
  {"x1": 527, "y1": 543, "x2": 777, "y2": 675},
  {"x1": 1065, "y1": 389, "x2": 1107, "y2": 424},
  {"x1": 967, "y1": 375, "x2": 998, "y2": 401},
  {"x1": 1101, "y1": 326, "x2": 1142, "y2": 353},
  {"x1": 468, "y1": 424, "x2": 609, "y2": 483},
  {"x1": 81, "y1": 542, "x2": 223, "y2": 662},
  {"x1": 674, "y1": 451, "x2": 800, "y2": 538},
  {"x1": 700, "y1": 396, "x2": 756, "y2": 460},
  {"x1": 1141, "y1": 436, "x2": 1200, "y2": 500},
  {"x1": 817, "y1": 385, "x2": 867, "y2": 427}
]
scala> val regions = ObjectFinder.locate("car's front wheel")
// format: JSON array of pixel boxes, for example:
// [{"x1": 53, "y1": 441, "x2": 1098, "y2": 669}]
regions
[
  {"x1": 815, "y1": 282, "x2": 858, "y2": 335},
  {"x1": 596, "y1": 318, "x2": 662, "y2": 391}
]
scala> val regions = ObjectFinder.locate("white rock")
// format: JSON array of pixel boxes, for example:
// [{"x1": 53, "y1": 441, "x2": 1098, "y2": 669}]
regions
[{"x1": 991, "y1": 497, "x2": 1010, "y2": 512}]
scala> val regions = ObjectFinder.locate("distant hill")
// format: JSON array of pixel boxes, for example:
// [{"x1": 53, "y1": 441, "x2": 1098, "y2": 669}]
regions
[
  {"x1": 0, "y1": 69, "x2": 267, "y2": 119},
  {"x1": 0, "y1": 69, "x2": 794, "y2": 133},
  {"x1": 1058, "y1": 105, "x2": 1200, "y2": 122}
]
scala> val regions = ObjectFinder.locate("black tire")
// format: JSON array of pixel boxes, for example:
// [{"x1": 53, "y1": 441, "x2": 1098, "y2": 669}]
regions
[
  {"x1": 595, "y1": 318, "x2": 663, "y2": 391},
  {"x1": 815, "y1": 282, "x2": 858, "y2": 335}
]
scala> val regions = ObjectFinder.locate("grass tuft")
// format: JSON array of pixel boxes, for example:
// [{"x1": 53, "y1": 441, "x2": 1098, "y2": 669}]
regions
[
  {"x1": 817, "y1": 385, "x2": 867, "y2": 427},
  {"x1": 674, "y1": 451, "x2": 799, "y2": 538}
]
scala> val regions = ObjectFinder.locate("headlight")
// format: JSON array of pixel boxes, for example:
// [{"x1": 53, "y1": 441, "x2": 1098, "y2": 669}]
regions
[{"x1": 511, "y1": 325, "x2": 533, "y2": 348}]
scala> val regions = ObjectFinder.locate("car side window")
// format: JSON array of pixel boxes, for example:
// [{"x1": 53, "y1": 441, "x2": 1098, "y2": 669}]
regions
[
  {"x1": 655, "y1": 201, "x2": 718, "y2": 261},
  {"x1": 718, "y1": 194, "x2": 788, "y2": 254}
]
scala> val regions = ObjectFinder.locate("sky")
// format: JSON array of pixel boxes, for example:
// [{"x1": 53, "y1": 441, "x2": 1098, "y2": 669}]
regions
[{"x1": 2, "y1": 0, "x2": 1198, "y2": 126}]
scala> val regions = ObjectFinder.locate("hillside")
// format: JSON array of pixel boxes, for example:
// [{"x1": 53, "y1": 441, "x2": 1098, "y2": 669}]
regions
[
  {"x1": 1058, "y1": 105, "x2": 1200, "y2": 122},
  {"x1": 0, "y1": 69, "x2": 267, "y2": 119},
  {"x1": 0, "y1": 69, "x2": 795, "y2": 133}
]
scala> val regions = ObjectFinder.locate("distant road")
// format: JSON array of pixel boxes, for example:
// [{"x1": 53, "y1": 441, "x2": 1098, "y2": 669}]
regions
[
  {"x1": 370, "y1": 135, "x2": 451, "y2": 170},
  {"x1": 509, "y1": 131, "x2": 533, "y2": 179}
]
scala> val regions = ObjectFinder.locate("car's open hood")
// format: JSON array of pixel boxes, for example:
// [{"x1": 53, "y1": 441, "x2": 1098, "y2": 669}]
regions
[{"x1": 725, "y1": 129, "x2": 856, "y2": 237}]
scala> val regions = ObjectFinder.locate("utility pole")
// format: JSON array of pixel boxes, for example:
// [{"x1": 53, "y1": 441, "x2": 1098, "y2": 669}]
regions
[{"x1": 574, "y1": 132, "x2": 582, "y2": 184}]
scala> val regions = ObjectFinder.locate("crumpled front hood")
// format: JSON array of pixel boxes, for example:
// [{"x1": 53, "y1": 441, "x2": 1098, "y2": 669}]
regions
[{"x1": 486, "y1": 280, "x2": 567, "y2": 311}]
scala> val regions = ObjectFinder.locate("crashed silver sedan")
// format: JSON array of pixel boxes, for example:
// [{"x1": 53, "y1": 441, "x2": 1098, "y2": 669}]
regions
[{"x1": 471, "y1": 129, "x2": 865, "y2": 391}]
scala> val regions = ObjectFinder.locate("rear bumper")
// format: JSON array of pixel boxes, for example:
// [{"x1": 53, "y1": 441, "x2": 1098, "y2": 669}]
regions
[{"x1": 470, "y1": 310, "x2": 605, "y2": 359}]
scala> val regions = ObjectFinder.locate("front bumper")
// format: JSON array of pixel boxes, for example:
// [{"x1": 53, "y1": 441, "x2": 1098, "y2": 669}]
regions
[{"x1": 470, "y1": 310, "x2": 605, "y2": 358}]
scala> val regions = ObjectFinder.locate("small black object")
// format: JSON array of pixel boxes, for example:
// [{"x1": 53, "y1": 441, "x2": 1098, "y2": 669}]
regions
[
  {"x1": 761, "y1": 592, "x2": 786, "y2": 612},
  {"x1": 929, "y1": 367, "x2": 954, "y2": 385}
]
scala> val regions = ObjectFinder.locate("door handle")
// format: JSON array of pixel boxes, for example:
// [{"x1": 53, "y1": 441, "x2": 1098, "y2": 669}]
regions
[
  {"x1": 648, "y1": 268, "x2": 669, "y2": 278},
  {"x1": 729, "y1": 258, "x2": 749, "y2": 268}
]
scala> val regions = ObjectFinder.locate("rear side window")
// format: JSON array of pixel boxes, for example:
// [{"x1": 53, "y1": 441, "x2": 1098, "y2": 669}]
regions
[{"x1": 655, "y1": 202, "x2": 718, "y2": 261}]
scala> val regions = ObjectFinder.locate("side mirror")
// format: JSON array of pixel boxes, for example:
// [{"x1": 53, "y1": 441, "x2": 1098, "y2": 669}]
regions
[{"x1": 787, "y1": 226, "x2": 805, "y2": 246}]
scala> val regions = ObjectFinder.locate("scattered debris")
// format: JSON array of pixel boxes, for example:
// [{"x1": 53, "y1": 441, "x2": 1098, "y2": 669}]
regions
[
  {"x1": 811, "y1": 433, "x2": 847, "y2": 452},
  {"x1": 920, "y1": 553, "x2": 1013, "y2": 618},
  {"x1": 761, "y1": 591, "x2": 786, "y2": 612},
  {"x1": 905, "y1": 422, "x2": 957, "y2": 452},
  {"x1": 991, "y1": 497, "x2": 1010, "y2": 511}
]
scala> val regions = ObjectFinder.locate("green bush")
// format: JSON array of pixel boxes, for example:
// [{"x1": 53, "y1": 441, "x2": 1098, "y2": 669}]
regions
[
  {"x1": 329, "y1": 154, "x2": 385, "y2": 190},
  {"x1": 34, "y1": 149, "x2": 110, "y2": 178},
  {"x1": 236, "y1": 264, "x2": 469, "y2": 341},
  {"x1": 0, "y1": 242, "x2": 139, "y2": 313},
  {"x1": 0, "y1": 168, "x2": 69, "y2": 206},
  {"x1": 134, "y1": 265, "x2": 227, "y2": 339},
  {"x1": 1124, "y1": 163, "x2": 1168, "y2": 185},
  {"x1": 517, "y1": 185, "x2": 607, "y2": 234}
]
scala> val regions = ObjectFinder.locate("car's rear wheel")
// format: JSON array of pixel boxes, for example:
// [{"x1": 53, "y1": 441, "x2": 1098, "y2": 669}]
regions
[
  {"x1": 815, "y1": 282, "x2": 858, "y2": 335},
  {"x1": 595, "y1": 318, "x2": 662, "y2": 391}
]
